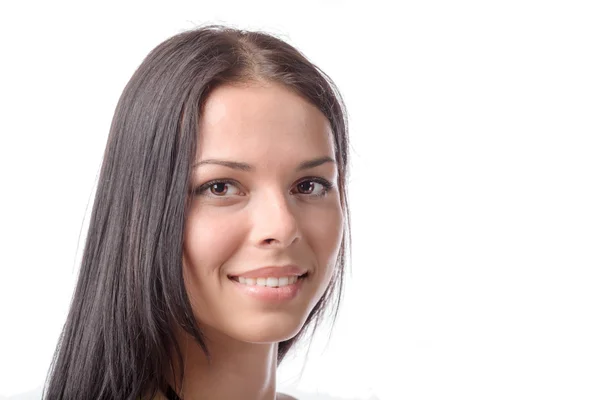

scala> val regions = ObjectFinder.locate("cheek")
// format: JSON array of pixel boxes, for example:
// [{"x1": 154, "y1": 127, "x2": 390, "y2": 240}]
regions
[
  {"x1": 308, "y1": 201, "x2": 344, "y2": 277},
  {"x1": 183, "y1": 211, "x2": 245, "y2": 279}
]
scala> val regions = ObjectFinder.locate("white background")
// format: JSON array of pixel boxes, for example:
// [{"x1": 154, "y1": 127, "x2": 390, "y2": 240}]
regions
[{"x1": 1, "y1": 1, "x2": 599, "y2": 399}]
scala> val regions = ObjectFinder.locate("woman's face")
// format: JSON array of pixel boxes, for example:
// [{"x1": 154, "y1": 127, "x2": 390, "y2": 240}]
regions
[{"x1": 183, "y1": 82, "x2": 344, "y2": 344}]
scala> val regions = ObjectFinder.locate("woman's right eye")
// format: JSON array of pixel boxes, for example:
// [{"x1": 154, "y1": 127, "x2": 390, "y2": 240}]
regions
[{"x1": 194, "y1": 180, "x2": 243, "y2": 197}]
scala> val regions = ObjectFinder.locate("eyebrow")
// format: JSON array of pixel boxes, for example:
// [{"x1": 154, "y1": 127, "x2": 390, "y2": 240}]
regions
[{"x1": 192, "y1": 156, "x2": 336, "y2": 172}]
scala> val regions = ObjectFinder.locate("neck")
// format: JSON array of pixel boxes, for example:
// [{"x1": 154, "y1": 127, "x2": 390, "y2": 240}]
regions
[{"x1": 166, "y1": 325, "x2": 279, "y2": 400}]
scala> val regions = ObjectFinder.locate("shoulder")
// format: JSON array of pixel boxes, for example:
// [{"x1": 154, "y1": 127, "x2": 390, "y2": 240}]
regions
[
  {"x1": 277, "y1": 393, "x2": 298, "y2": 400},
  {"x1": 139, "y1": 390, "x2": 167, "y2": 400},
  {"x1": 148, "y1": 390, "x2": 295, "y2": 399}
]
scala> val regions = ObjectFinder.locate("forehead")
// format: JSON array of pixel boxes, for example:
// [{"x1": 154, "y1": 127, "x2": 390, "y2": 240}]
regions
[{"x1": 197, "y1": 82, "x2": 335, "y2": 163}]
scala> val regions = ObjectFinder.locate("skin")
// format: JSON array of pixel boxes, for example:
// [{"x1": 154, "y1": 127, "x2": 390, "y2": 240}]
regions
[{"x1": 166, "y1": 81, "x2": 344, "y2": 400}]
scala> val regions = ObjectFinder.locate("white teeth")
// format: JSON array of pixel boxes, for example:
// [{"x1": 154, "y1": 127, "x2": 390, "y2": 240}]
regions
[
  {"x1": 266, "y1": 277, "x2": 279, "y2": 287},
  {"x1": 234, "y1": 275, "x2": 302, "y2": 288}
]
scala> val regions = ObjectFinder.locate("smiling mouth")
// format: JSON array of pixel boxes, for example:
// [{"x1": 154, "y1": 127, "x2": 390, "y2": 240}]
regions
[{"x1": 228, "y1": 273, "x2": 309, "y2": 288}]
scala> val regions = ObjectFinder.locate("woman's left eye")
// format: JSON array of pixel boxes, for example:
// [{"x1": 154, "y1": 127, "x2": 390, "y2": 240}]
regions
[{"x1": 293, "y1": 178, "x2": 333, "y2": 197}]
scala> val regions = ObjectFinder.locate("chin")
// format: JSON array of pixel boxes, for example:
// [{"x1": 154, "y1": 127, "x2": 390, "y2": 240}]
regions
[{"x1": 227, "y1": 311, "x2": 308, "y2": 344}]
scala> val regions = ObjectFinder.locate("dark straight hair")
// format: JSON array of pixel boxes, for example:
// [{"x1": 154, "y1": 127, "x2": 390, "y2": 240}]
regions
[{"x1": 44, "y1": 24, "x2": 351, "y2": 400}]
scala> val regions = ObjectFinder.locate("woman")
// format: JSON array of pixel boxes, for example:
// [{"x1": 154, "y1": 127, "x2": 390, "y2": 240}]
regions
[{"x1": 44, "y1": 24, "x2": 351, "y2": 400}]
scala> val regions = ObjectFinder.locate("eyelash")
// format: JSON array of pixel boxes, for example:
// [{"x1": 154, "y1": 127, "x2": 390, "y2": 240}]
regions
[{"x1": 192, "y1": 177, "x2": 334, "y2": 199}]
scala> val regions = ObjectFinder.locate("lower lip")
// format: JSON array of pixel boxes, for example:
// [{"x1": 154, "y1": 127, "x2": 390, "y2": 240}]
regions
[{"x1": 229, "y1": 276, "x2": 306, "y2": 302}]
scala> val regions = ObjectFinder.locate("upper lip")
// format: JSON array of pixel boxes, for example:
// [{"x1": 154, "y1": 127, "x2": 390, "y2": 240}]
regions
[{"x1": 228, "y1": 265, "x2": 308, "y2": 279}]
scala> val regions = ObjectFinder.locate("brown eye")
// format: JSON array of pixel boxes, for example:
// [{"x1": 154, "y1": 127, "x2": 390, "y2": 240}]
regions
[
  {"x1": 194, "y1": 180, "x2": 242, "y2": 198},
  {"x1": 209, "y1": 182, "x2": 229, "y2": 196},
  {"x1": 294, "y1": 178, "x2": 333, "y2": 197},
  {"x1": 297, "y1": 181, "x2": 315, "y2": 194}
]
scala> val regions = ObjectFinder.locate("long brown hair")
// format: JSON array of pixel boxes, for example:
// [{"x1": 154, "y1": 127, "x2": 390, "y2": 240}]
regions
[{"x1": 44, "y1": 24, "x2": 351, "y2": 400}]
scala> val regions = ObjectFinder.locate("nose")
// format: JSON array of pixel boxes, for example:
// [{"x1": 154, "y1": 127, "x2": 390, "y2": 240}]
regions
[{"x1": 251, "y1": 190, "x2": 300, "y2": 249}]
